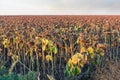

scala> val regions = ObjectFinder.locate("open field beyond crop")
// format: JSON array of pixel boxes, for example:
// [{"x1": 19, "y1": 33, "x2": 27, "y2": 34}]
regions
[{"x1": 0, "y1": 16, "x2": 120, "y2": 80}]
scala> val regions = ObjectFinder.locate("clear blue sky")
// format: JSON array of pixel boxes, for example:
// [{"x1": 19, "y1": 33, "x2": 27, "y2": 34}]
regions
[{"x1": 0, "y1": 0, "x2": 120, "y2": 15}]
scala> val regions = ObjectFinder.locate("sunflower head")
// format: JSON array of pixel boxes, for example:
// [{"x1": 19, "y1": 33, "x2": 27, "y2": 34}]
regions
[{"x1": 46, "y1": 55, "x2": 52, "y2": 61}]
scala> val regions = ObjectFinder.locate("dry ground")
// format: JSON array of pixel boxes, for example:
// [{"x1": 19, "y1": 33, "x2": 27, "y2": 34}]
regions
[{"x1": 91, "y1": 60, "x2": 120, "y2": 80}]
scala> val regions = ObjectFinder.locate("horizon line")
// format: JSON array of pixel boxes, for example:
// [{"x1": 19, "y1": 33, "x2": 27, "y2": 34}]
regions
[{"x1": 0, "y1": 14, "x2": 120, "y2": 16}]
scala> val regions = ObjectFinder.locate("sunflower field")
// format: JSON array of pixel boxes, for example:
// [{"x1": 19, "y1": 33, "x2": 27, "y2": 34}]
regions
[{"x1": 0, "y1": 16, "x2": 120, "y2": 80}]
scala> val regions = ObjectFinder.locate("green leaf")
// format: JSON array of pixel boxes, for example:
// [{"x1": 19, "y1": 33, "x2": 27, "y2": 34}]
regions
[
  {"x1": 48, "y1": 40, "x2": 53, "y2": 47},
  {"x1": 71, "y1": 66, "x2": 81, "y2": 76},
  {"x1": 64, "y1": 69, "x2": 71, "y2": 77},
  {"x1": 52, "y1": 46, "x2": 58, "y2": 54},
  {"x1": 86, "y1": 67, "x2": 90, "y2": 74},
  {"x1": 97, "y1": 54, "x2": 101, "y2": 66},
  {"x1": 23, "y1": 71, "x2": 38, "y2": 80}
]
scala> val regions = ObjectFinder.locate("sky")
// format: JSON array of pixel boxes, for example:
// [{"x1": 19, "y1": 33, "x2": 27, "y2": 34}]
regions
[{"x1": 0, "y1": 0, "x2": 120, "y2": 15}]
